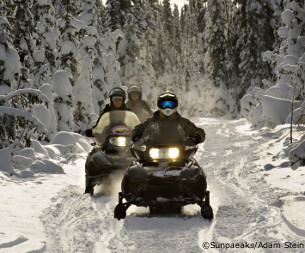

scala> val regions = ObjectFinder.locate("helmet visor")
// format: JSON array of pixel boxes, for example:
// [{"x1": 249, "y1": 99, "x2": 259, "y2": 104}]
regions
[{"x1": 158, "y1": 100, "x2": 177, "y2": 109}]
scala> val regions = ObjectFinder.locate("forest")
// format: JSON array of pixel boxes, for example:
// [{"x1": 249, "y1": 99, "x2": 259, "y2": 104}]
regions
[{"x1": 0, "y1": 0, "x2": 304, "y2": 150}]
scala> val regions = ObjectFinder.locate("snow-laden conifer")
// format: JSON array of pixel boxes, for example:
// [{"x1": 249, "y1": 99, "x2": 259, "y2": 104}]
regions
[
  {"x1": 32, "y1": 0, "x2": 59, "y2": 85},
  {"x1": 73, "y1": 55, "x2": 96, "y2": 133},
  {"x1": 13, "y1": 0, "x2": 36, "y2": 89},
  {"x1": 53, "y1": 70, "x2": 75, "y2": 132},
  {"x1": 203, "y1": 0, "x2": 229, "y2": 115},
  {"x1": 0, "y1": 17, "x2": 21, "y2": 93}
]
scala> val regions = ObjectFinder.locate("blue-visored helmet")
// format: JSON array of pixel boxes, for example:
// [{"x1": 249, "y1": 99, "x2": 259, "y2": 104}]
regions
[
  {"x1": 109, "y1": 87, "x2": 126, "y2": 102},
  {"x1": 157, "y1": 91, "x2": 178, "y2": 116}
]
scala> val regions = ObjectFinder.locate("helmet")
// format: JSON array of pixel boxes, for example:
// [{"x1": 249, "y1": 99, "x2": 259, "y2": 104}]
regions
[
  {"x1": 157, "y1": 91, "x2": 178, "y2": 117},
  {"x1": 109, "y1": 87, "x2": 126, "y2": 102},
  {"x1": 128, "y1": 85, "x2": 142, "y2": 101},
  {"x1": 128, "y1": 85, "x2": 142, "y2": 94}
]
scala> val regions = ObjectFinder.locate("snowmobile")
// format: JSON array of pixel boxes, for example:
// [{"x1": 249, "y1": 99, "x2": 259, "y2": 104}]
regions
[
  {"x1": 85, "y1": 110, "x2": 140, "y2": 195},
  {"x1": 114, "y1": 121, "x2": 213, "y2": 220}
]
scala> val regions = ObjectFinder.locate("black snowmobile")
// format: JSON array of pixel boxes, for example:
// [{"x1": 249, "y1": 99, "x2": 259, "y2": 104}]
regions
[
  {"x1": 85, "y1": 110, "x2": 140, "y2": 195},
  {"x1": 114, "y1": 121, "x2": 213, "y2": 219}
]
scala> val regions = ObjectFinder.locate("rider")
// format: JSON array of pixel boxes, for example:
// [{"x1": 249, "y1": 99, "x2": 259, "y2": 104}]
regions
[
  {"x1": 85, "y1": 87, "x2": 131, "y2": 137},
  {"x1": 131, "y1": 91, "x2": 205, "y2": 144},
  {"x1": 100, "y1": 87, "x2": 130, "y2": 115},
  {"x1": 126, "y1": 85, "x2": 153, "y2": 123}
]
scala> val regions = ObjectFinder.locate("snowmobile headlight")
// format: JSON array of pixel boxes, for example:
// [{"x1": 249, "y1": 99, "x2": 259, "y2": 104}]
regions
[
  {"x1": 149, "y1": 147, "x2": 179, "y2": 159},
  {"x1": 168, "y1": 148, "x2": 179, "y2": 159},
  {"x1": 109, "y1": 136, "x2": 132, "y2": 146},
  {"x1": 149, "y1": 148, "x2": 160, "y2": 159}
]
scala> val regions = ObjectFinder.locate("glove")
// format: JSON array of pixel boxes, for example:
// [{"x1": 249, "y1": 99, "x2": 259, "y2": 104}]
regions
[
  {"x1": 190, "y1": 134, "x2": 201, "y2": 144},
  {"x1": 85, "y1": 129, "x2": 94, "y2": 137},
  {"x1": 132, "y1": 133, "x2": 142, "y2": 142}
]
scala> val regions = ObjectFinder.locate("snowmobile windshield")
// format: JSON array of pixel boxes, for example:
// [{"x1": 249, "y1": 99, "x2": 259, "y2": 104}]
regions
[
  {"x1": 92, "y1": 111, "x2": 140, "y2": 145},
  {"x1": 141, "y1": 120, "x2": 187, "y2": 146}
]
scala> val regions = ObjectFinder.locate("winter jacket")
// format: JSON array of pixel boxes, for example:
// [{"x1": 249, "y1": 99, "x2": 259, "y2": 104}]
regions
[
  {"x1": 131, "y1": 111, "x2": 205, "y2": 144},
  {"x1": 126, "y1": 99, "x2": 153, "y2": 123}
]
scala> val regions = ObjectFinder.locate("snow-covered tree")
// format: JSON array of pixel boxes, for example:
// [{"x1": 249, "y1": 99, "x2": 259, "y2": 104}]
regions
[
  {"x1": 131, "y1": 0, "x2": 145, "y2": 37},
  {"x1": 236, "y1": 0, "x2": 274, "y2": 95},
  {"x1": 162, "y1": 0, "x2": 173, "y2": 36},
  {"x1": 0, "y1": 88, "x2": 53, "y2": 148},
  {"x1": 241, "y1": 1, "x2": 305, "y2": 127},
  {"x1": 53, "y1": 70, "x2": 75, "y2": 132},
  {"x1": 98, "y1": 30, "x2": 123, "y2": 110},
  {"x1": 118, "y1": 14, "x2": 141, "y2": 85},
  {"x1": 13, "y1": 0, "x2": 36, "y2": 89},
  {"x1": 105, "y1": 0, "x2": 131, "y2": 31},
  {"x1": 203, "y1": 0, "x2": 229, "y2": 115},
  {"x1": 264, "y1": 1, "x2": 305, "y2": 98},
  {"x1": 32, "y1": 0, "x2": 59, "y2": 85},
  {"x1": 0, "y1": 17, "x2": 21, "y2": 93},
  {"x1": 57, "y1": 14, "x2": 81, "y2": 86},
  {"x1": 73, "y1": 55, "x2": 96, "y2": 133}
]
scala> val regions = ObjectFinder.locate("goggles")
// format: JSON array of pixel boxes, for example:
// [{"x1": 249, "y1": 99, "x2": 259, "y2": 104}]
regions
[{"x1": 158, "y1": 100, "x2": 177, "y2": 109}]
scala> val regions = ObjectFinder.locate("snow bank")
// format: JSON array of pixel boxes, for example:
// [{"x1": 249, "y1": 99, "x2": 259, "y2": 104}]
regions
[
  {"x1": 261, "y1": 95, "x2": 302, "y2": 126},
  {"x1": 0, "y1": 132, "x2": 90, "y2": 178},
  {"x1": 50, "y1": 131, "x2": 91, "y2": 153},
  {"x1": 289, "y1": 140, "x2": 305, "y2": 170},
  {"x1": 241, "y1": 84, "x2": 302, "y2": 127}
]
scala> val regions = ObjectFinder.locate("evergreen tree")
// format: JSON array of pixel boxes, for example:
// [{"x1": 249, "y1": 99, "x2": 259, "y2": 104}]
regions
[
  {"x1": 264, "y1": 1, "x2": 305, "y2": 98},
  {"x1": 197, "y1": 0, "x2": 207, "y2": 33},
  {"x1": 73, "y1": 55, "x2": 95, "y2": 133},
  {"x1": 99, "y1": 30, "x2": 123, "y2": 109},
  {"x1": 162, "y1": 0, "x2": 173, "y2": 36},
  {"x1": 53, "y1": 70, "x2": 75, "y2": 131},
  {"x1": 32, "y1": 0, "x2": 59, "y2": 84},
  {"x1": 0, "y1": 17, "x2": 21, "y2": 92},
  {"x1": 236, "y1": 0, "x2": 274, "y2": 95},
  {"x1": 131, "y1": 0, "x2": 145, "y2": 37},
  {"x1": 172, "y1": 4, "x2": 181, "y2": 53},
  {"x1": 13, "y1": 0, "x2": 36, "y2": 89},
  {"x1": 105, "y1": 0, "x2": 121, "y2": 31},
  {"x1": 203, "y1": 0, "x2": 229, "y2": 115},
  {"x1": 57, "y1": 13, "x2": 80, "y2": 86},
  {"x1": 118, "y1": 14, "x2": 141, "y2": 85},
  {"x1": 204, "y1": 0, "x2": 228, "y2": 87},
  {"x1": 105, "y1": 0, "x2": 132, "y2": 31}
]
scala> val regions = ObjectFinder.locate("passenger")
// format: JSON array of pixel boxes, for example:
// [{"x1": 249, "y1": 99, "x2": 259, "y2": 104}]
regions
[
  {"x1": 126, "y1": 85, "x2": 153, "y2": 123},
  {"x1": 85, "y1": 87, "x2": 131, "y2": 137},
  {"x1": 131, "y1": 91, "x2": 205, "y2": 144}
]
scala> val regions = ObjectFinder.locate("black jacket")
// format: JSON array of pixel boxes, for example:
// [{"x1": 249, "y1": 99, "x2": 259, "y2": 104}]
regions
[{"x1": 131, "y1": 111, "x2": 205, "y2": 144}]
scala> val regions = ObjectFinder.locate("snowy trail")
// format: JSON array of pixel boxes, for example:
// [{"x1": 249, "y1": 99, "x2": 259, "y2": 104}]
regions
[
  {"x1": 196, "y1": 118, "x2": 304, "y2": 252},
  {"x1": 38, "y1": 117, "x2": 305, "y2": 252}
]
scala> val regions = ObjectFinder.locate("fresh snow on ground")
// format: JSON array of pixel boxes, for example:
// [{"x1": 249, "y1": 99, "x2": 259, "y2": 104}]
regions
[{"x1": 1, "y1": 117, "x2": 305, "y2": 252}]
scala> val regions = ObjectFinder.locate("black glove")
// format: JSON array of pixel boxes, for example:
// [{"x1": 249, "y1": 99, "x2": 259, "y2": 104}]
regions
[
  {"x1": 85, "y1": 129, "x2": 94, "y2": 137},
  {"x1": 190, "y1": 134, "x2": 201, "y2": 144},
  {"x1": 132, "y1": 133, "x2": 142, "y2": 142}
]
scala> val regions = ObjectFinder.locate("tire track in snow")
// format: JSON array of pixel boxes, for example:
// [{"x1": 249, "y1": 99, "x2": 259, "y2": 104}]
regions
[
  {"x1": 40, "y1": 118, "x2": 304, "y2": 252},
  {"x1": 196, "y1": 118, "x2": 303, "y2": 251},
  {"x1": 41, "y1": 186, "x2": 117, "y2": 252}
]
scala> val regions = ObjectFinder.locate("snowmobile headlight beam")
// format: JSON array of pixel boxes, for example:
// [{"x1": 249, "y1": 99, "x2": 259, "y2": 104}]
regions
[
  {"x1": 149, "y1": 147, "x2": 179, "y2": 159},
  {"x1": 149, "y1": 148, "x2": 160, "y2": 159},
  {"x1": 168, "y1": 148, "x2": 179, "y2": 159},
  {"x1": 109, "y1": 136, "x2": 132, "y2": 147}
]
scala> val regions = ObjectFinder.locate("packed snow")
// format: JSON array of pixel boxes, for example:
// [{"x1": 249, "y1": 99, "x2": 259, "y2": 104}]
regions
[
  {"x1": 1, "y1": 117, "x2": 305, "y2": 252},
  {"x1": 0, "y1": 1, "x2": 305, "y2": 252}
]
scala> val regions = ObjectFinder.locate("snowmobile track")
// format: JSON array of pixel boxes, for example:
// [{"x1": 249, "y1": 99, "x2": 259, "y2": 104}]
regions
[{"x1": 40, "y1": 118, "x2": 305, "y2": 252}]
